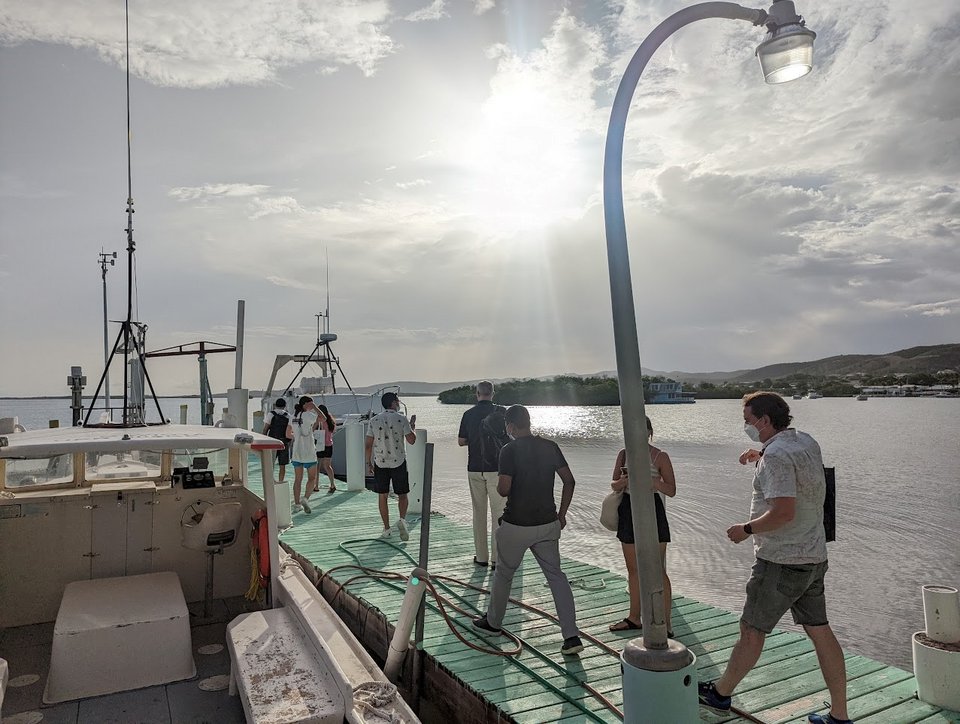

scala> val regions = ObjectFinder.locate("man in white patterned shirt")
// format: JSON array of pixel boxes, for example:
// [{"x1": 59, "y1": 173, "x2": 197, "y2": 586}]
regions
[
  {"x1": 699, "y1": 391, "x2": 852, "y2": 724},
  {"x1": 365, "y1": 392, "x2": 417, "y2": 541}
]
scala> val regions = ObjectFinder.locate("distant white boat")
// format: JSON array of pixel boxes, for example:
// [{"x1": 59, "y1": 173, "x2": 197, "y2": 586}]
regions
[
  {"x1": 856, "y1": 393, "x2": 868, "y2": 401},
  {"x1": 807, "y1": 391, "x2": 823, "y2": 399},
  {"x1": 260, "y1": 315, "x2": 388, "y2": 422},
  {"x1": 792, "y1": 393, "x2": 804, "y2": 400},
  {"x1": 647, "y1": 381, "x2": 696, "y2": 404}
]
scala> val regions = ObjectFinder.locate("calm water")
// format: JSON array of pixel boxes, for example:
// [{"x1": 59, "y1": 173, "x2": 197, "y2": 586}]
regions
[{"x1": 3, "y1": 395, "x2": 958, "y2": 669}]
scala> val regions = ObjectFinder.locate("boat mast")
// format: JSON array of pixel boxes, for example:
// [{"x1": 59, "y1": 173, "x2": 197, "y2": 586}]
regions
[
  {"x1": 98, "y1": 249, "x2": 117, "y2": 413},
  {"x1": 82, "y1": 0, "x2": 165, "y2": 427}
]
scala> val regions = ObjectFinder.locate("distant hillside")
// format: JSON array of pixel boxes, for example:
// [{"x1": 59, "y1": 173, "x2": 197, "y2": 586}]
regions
[
  {"x1": 359, "y1": 344, "x2": 959, "y2": 395},
  {"x1": 698, "y1": 344, "x2": 960, "y2": 383}
]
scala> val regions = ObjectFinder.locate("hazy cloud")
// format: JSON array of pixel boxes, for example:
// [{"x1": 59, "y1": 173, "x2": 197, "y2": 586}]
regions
[
  {"x1": 1, "y1": 0, "x2": 958, "y2": 394},
  {"x1": 403, "y1": 1, "x2": 447, "y2": 23},
  {"x1": 0, "y1": 0, "x2": 396, "y2": 87},
  {"x1": 169, "y1": 183, "x2": 270, "y2": 201}
]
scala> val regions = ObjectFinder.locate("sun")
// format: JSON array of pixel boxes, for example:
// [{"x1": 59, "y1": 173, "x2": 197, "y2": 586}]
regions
[{"x1": 457, "y1": 83, "x2": 595, "y2": 237}]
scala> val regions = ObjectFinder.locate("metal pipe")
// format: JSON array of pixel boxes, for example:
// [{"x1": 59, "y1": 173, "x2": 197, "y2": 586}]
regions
[
  {"x1": 603, "y1": 0, "x2": 764, "y2": 653},
  {"x1": 235, "y1": 299, "x2": 245, "y2": 389},
  {"x1": 412, "y1": 443, "x2": 434, "y2": 712}
]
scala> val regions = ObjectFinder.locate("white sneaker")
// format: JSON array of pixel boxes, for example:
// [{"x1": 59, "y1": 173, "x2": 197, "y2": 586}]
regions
[
  {"x1": 379, "y1": 528, "x2": 392, "y2": 539},
  {"x1": 397, "y1": 519, "x2": 409, "y2": 542},
  {"x1": 301, "y1": 499, "x2": 311, "y2": 514}
]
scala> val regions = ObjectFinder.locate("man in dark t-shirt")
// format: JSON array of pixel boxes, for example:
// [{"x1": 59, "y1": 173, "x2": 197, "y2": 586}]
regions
[
  {"x1": 473, "y1": 405, "x2": 583, "y2": 656},
  {"x1": 457, "y1": 380, "x2": 506, "y2": 567}
]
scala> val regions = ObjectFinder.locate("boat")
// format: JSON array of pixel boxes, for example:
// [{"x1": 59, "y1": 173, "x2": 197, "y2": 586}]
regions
[
  {"x1": 647, "y1": 381, "x2": 696, "y2": 404},
  {"x1": 856, "y1": 393, "x2": 868, "y2": 401},
  {"x1": 792, "y1": 393, "x2": 804, "y2": 400},
  {"x1": 259, "y1": 314, "x2": 389, "y2": 423},
  {"x1": 258, "y1": 315, "x2": 405, "y2": 480},
  {"x1": 807, "y1": 391, "x2": 823, "y2": 399},
  {"x1": 0, "y1": 7, "x2": 420, "y2": 718},
  {"x1": 0, "y1": 423, "x2": 419, "y2": 722}
]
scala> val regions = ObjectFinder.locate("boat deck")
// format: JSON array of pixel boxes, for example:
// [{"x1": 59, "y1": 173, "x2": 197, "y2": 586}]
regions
[
  {"x1": 277, "y1": 488, "x2": 960, "y2": 724},
  {"x1": 0, "y1": 597, "x2": 256, "y2": 724}
]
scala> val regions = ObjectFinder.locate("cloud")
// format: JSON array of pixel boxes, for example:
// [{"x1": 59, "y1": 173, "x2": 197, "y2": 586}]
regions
[
  {"x1": 395, "y1": 179, "x2": 431, "y2": 189},
  {"x1": 0, "y1": 0, "x2": 395, "y2": 87},
  {"x1": 265, "y1": 275, "x2": 320, "y2": 292},
  {"x1": 249, "y1": 196, "x2": 305, "y2": 220},
  {"x1": 169, "y1": 183, "x2": 270, "y2": 201},
  {"x1": 403, "y1": 1, "x2": 447, "y2": 23},
  {"x1": 473, "y1": 0, "x2": 495, "y2": 15}
]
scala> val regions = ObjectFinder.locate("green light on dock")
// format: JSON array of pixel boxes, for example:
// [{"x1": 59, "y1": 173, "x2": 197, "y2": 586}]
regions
[{"x1": 410, "y1": 576, "x2": 420, "y2": 586}]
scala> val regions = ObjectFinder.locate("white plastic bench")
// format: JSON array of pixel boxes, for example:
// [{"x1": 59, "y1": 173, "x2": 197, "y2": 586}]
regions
[
  {"x1": 43, "y1": 571, "x2": 195, "y2": 704},
  {"x1": 227, "y1": 607, "x2": 346, "y2": 724}
]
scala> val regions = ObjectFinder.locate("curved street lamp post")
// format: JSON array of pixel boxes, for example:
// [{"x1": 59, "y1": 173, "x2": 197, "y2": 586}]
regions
[{"x1": 603, "y1": 2, "x2": 815, "y2": 720}]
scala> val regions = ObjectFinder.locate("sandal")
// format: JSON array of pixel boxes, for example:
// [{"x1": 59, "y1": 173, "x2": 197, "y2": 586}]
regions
[
  {"x1": 327, "y1": 487, "x2": 336, "y2": 494},
  {"x1": 609, "y1": 618, "x2": 642, "y2": 632}
]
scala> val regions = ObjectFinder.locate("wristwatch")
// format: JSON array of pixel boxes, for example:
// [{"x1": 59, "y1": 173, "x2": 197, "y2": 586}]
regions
[{"x1": 744, "y1": 523, "x2": 754, "y2": 535}]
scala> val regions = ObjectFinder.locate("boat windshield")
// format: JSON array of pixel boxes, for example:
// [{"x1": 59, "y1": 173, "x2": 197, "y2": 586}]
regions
[
  {"x1": 3, "y1": 454, "x2": 74, "y2": 489},
  {"x1": 171, "y1": 448, "x2": 231, "y2": 479},
  {"x1": 85, "y1": 450, "x2": 162, "y2": 482}
]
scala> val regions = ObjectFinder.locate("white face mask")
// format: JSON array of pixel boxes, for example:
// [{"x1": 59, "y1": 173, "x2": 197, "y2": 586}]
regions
[{"x1": 744, "y1": 421, "x2": 762, "y2": 442}]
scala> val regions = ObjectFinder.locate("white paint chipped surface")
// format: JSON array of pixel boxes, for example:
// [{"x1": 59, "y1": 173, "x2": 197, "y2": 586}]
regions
[{"x1": 227, "y1": 607, "x2": 344, "y2": 723}]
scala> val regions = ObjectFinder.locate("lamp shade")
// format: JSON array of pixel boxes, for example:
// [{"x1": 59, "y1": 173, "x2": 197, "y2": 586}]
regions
[{"x1": 756, "y1": 23, "x2": 816, "y2": 84}]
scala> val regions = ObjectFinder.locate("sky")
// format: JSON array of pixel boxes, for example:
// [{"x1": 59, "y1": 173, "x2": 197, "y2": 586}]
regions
[{"x1": 1, "y1": 0, "x2": 958, "y2": 397}]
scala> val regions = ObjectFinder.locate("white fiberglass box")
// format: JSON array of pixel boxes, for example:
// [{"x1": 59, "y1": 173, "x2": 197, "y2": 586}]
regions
[{"x1": 43, "y1": 571, "x2": 195, "y2": 703}]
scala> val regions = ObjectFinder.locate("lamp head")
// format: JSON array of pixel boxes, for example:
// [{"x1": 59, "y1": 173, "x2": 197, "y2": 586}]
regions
[{"x1": 756, "y1": 0, "x2": 816, "y2": 84}]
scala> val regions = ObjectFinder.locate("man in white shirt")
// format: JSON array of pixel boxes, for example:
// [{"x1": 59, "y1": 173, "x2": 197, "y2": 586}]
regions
[
  {"x1": 699, "y1": 391, "x2": 851, "y2": 724},
  {"x1": 365, "y1": 392, "x2": 417, "y2": 540}
]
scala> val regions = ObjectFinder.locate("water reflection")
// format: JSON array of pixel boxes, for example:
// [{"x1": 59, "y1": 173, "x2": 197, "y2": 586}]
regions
[{"x1": 407, "y1": 396, "x2": 960, "y2": 670}]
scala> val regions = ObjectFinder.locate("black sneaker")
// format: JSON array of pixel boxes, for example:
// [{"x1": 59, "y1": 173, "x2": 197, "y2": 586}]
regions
[
  {"x1": 808, "y1": 713, "x2": 854, "y2": 724},
  {"x1": 472, "y1": 616, "x2": 502, "y2": 635},
  {"x1": 560, "y1": 636, "x2": 584, "y2": 655},
  {"x1": 698, "y1": 681, "x2": 732, "y2": 712}
]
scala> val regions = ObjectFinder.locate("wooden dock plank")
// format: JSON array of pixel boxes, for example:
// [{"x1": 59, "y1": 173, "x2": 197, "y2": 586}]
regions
[{"x1": 265, "y1": 489, "x2": 958, "y2": 723}]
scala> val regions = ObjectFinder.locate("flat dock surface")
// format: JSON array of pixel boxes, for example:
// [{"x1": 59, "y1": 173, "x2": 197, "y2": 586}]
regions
[{"x1": 277, "y1": 488, "x2": 959, "y2": 724}]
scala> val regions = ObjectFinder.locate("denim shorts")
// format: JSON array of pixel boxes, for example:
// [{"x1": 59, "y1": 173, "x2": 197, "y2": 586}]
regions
[{"x1": 742, "y1": 558, "x2": 829, "y2": 634}]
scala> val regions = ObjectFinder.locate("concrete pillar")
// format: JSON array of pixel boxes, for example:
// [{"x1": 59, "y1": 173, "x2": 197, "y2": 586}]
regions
[
  {"x1": 227, "y1": 389, "x2": 249, "y2": 430},
  {"x1": 345, "y1": 421, "x2": 365, "y2": 491}
]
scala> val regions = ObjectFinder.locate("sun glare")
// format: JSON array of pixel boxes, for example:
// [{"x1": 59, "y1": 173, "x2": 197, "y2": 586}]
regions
[{"x1": 458, "y1": 83, "x2": 592, "y2": 236}]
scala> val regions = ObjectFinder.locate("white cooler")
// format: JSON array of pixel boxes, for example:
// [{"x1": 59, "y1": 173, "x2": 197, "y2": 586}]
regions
[{"x1": 43, "y1": 571, "x2": 195, "y2": 703}]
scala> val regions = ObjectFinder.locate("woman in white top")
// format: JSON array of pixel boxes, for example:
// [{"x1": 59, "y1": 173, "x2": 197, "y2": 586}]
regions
[{"x1": 287, "y1": 396, "x2": 318, "y2": 514}]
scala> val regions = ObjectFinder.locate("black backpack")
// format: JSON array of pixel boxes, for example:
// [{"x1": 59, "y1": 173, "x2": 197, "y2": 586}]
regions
[
  {"x1": 267, "y1": 410, "x2": 290, "y2": 440},
  {"x1": 479, "y1": 407, "x2": 510, "y2": 471}
]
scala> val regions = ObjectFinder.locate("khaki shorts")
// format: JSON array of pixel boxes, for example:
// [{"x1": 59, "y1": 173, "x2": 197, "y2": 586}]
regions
[{"x1": 742, "y1": 558, "x2": 829, "y2": 634}]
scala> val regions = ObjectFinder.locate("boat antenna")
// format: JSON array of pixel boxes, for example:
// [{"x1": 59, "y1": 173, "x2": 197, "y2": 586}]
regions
[
  {"x1": 325, "y1": 247, "x2": 330, "y2": 335},
  {"x1": 82, "y1": 0, "x2": 165, "y2": 427}
]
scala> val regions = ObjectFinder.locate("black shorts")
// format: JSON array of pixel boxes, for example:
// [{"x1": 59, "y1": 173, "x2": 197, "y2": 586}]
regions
[
  {"x1": 273, "y1": 442, "x2": 290, "y2": 466},
  {"x1": 316, "y1": 446, "x2": 333, "y2": 459},
  {"x1": 370, "y1": 461, "x2": 410, "y2": 495},
  {"x1": 616, "y1": 493, "x2": 670, "y2": 544}
]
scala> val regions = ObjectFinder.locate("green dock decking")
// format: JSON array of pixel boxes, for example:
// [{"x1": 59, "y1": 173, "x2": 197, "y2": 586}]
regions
[{"x1": 266, "y1": 487, "x2": 959, "y2": 724}]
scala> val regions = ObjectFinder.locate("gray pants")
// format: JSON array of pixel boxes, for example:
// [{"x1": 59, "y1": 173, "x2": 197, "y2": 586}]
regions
[{"x1": 485, "y1": 519, "x2": 579, "y2": 640}]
